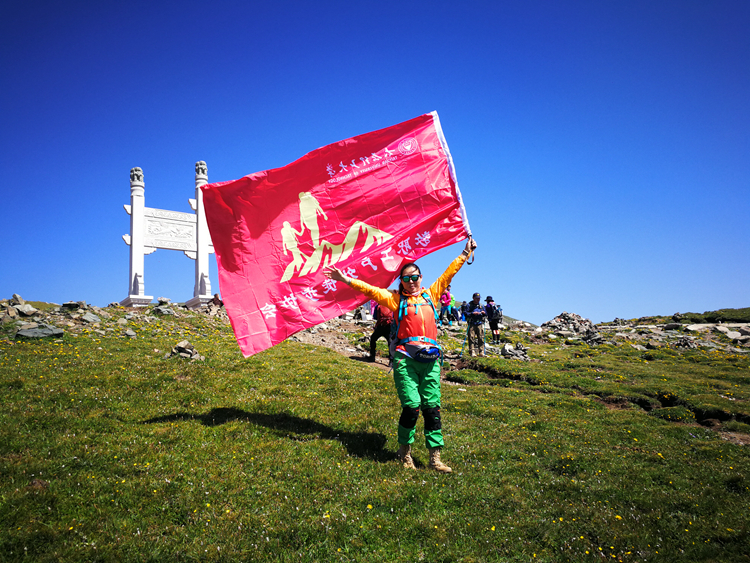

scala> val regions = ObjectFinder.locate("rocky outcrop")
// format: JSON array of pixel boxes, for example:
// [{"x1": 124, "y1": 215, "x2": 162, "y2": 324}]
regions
[{"x1": 164, "y1": 340, "x2": 205, "y2": 361}]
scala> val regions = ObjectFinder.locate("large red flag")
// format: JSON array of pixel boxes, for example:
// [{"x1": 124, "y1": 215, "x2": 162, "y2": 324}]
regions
[{"x1": 202, "y1": 111, "x2": 471, "y2": 357}]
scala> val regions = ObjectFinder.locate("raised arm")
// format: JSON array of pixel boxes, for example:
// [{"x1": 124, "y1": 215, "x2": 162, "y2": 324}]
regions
[
  {"x1": 323, "y1": 265, "x2": 399, "y2": 311},
  {"x1": 427, "y1": 238, "x2": 478, "y2": 303}
]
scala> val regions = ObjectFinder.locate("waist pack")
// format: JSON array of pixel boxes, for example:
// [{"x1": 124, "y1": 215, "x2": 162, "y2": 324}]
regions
[{"x1": 413, "y1": 346, "x2": 442, "y2": 363}]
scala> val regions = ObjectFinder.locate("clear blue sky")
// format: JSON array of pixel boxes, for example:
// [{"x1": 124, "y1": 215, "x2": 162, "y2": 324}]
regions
[{"x1": 2, "y1": 0, "x2": 748, "y2": 325}]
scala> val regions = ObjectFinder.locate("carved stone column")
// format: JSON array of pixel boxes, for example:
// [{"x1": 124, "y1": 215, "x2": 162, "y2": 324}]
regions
[
  {"x1": 185, "y1": 161, "x2": 213, "y2": 309},
  {"x1": 120, "y1": 167, "x2": 154, "y2": 306}
]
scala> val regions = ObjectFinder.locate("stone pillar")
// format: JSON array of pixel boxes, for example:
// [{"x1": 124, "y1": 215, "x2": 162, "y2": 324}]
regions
[
  {"x1": 185, "y1": 161, "x2": 213, "y2": 309},
  {"x1": 120, "y1": 167, "x2": 154, "y2": 306}
]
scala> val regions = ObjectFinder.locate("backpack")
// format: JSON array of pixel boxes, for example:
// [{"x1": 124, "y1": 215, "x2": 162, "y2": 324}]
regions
[
  {"x1": 489, "y1": 303, "x2": 502, "y2": 321},
  {"x1": 389, "y1": 291, "x2": 440, "y2": 360}
]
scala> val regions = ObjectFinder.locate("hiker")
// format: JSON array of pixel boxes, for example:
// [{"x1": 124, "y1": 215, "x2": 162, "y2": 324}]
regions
[
  {"x1": 324, "y1": 238, "x2": 477, "y2": 473},
  {"x1": 466, "y1": 292, "x2": 487, "y2": 357},
  {"x1": 439, "y1": 285, "x2": 452, "y2": 326},
  {"x1": 460, "y1": 300, "x2": 468, "y2": 323},
  {"x1": 369, "y1": 303, "x2": 394, "y2": 362},
  {"x1": 485, "y1": 296, "x2": 502, "y2": 344}
]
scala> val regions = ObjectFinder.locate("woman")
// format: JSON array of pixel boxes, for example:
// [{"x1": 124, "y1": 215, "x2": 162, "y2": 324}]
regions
[{"x1": 325, "y1": 238, "x2": 477, "y2": 473}]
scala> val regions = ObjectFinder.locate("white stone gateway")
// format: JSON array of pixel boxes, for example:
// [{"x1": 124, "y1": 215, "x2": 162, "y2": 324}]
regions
[{"x1": 120, "y1": 161, "x2": 215, "y2": 309}]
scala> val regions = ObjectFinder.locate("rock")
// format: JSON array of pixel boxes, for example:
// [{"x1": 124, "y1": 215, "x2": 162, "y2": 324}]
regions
[
  {"x1": 107, "y1": 302, "x2": 121, "y2": 308},
  {"x1": 674, "y1": 336, "x2": 697, "y2": 349},
  {"x1": 157, "y1": 297, "x2": 172, "y2": 305},
  {"x1": 17, "y1": 322, "x2": 39, "y2": 330},
  {"x1": 15, "y1": 323, "x2": 64, "y2": 339},
  {"x1": 542, "y1": 312, "x2": 595, "y2": 334},
  {"x1": 62, "y1": 301, "x2": 79, "y2": 310},
  {"x1": 165, "y1": 340, "x2": 204, "y2": 361},
  {"x1": 153, "y1": 306, "x2": 175, "y2": 316},
  {"x1": 630, "y1": 344, "x2": 647, "y2": 351},
  {"x1": 14, "y1": 304, "x2": 39, "y2": 316},
  {"x1": 582, "y1": 329, "x2": 604, "y2": 345},
  {"x1": 739, "y1": 327, "x2": 750, "y2": 336},
  {"x1": 10, "y1": 294, "x2": 25, "y2": 306},
  {"x1": 663, "y1": 323, "x2": 681, "y2": 331},
  {"x1": 124, "y1": 329, "x2": 137, "y2": 338},
  {"x1": 646, "y1": 339, "x2": 663, "y2": 349},
  {"x1": 81, "y1": 312, "x2": 101, "y2": 324},
  {"x1": 726, "y1": 331, "x2": 742, "y2": 340},
  {"x1": 714, "y1": 326, "x2": 729, "y2": 334},
  {"x1": 117, "y1": 318, "x2": 128, "y2": 325},
  {"x1": 501, "y1": 342, "x2": 530, "y2": 361}
]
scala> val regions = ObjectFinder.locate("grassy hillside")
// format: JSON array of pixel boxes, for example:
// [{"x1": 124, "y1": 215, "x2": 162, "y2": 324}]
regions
[{"x1": 1, "y1": 305, "x2": 749, "y2": 562}]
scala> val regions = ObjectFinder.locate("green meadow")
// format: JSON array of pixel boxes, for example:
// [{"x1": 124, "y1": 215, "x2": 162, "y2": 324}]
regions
[{"x1": 1, "y1": 307, "x2": 749, "y2": 562}]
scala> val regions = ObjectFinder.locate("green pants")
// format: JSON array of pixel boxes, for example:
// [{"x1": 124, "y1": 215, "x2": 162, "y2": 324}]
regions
[{"x1": 393, "y1": 353, "x2": 444, "y2": 449}]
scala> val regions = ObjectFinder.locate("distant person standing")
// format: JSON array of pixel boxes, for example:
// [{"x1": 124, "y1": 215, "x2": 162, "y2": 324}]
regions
[
  {"x1": 369, "y1": 303, "x2": 394, "y2": 362},
  {"x1": 466, "y1": 293, "x2": 487, "y2": 357},
  {"x1": 485, "y1": 296, "x2": 502, "y2": 345},
  {"x1": 460, "y1": 300, "x2": 468, "y2": 323},
  {"x1": 439, "y1": 285, "x2": 453, "y2": 326}
]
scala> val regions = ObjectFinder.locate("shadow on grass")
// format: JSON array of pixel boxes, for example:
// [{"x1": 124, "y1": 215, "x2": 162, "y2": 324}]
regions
[{"x1": 143, "y1": 407, "x2": 392, "y2": 462}]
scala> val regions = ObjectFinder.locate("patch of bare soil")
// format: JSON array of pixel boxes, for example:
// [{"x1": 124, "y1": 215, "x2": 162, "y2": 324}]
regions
[
  {"x1": 721, "y1": 432, "x2": 750, "y2": 446},
  {"x1": 598, "y1": 396, "x2": 635, "y2": 410},
  {"x1": 290, "y1": 319, "x2": 393, "y2": 370}
]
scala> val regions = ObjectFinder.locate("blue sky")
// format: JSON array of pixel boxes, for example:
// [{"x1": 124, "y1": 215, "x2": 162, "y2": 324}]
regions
[{"x1": 1, "y1": 0, "x2": 748, "y2": 325}]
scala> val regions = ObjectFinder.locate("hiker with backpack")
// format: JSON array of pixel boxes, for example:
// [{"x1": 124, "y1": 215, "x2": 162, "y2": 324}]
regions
[
  {"x1": 324, "y1": 238, "x2": 477, "y2": 473},
  {"x1": 466, "y1": 292, "x2": 487, "y2": 357},
  {"x1": 369, "y1": 303, "x2": 394, "y2": 362},
  {"x1": 485, "y1": 296, "x2": 503, "y2": 345}
]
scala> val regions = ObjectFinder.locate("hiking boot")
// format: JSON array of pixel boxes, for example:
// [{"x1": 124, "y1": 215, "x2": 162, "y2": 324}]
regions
[
  {"x1": 397, "y1": 444, "x2": 416, "y2": 470},
  {"x1": 428, "y1": 447, "x2": 452, "y2": 473},
  {"x1": 470, "y1": 351, "x2": 477, "y2": 357}
]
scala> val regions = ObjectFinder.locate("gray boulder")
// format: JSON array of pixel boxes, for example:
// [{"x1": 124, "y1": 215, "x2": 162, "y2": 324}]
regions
[
  {"x1": 16, "y1": 323, "x2": 64, "y2": 339},
  {"x1": 81, "y1": 312, "x2": 101, "y2": 324},
  {"x1": 153, "y1": 306, "x2": 175, "y2": 316},
  {"x1": 501, "y1": 342, "x2": 530, "y2": 361},
  {"x1": 14, "y1": 304, "x2": 39, "y2": 316}
]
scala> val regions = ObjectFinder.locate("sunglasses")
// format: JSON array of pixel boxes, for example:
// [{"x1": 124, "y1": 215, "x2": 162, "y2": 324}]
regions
[{"x1": 400, "y1": 274, "x2": 421, "y2": 283}]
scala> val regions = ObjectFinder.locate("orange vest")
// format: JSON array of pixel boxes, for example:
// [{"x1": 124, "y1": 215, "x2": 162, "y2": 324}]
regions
[{"x1": 396, "y1": 293, "x2": 438, "y2": 342}]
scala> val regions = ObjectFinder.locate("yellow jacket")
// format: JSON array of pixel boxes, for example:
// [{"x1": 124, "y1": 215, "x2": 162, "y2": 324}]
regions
[{"x1": 350, "y1": 254, "x2": 468, "y2": 344}]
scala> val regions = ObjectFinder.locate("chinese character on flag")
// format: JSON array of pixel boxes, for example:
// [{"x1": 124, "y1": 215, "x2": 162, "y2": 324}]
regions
[{"x1": 202, "y1": 111, "x2": 471, "y2": 357}]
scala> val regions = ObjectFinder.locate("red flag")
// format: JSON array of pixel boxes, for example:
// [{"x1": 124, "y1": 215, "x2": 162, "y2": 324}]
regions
[{"x1": 202, "y1": 111, "x2": 471, "y2": 357}]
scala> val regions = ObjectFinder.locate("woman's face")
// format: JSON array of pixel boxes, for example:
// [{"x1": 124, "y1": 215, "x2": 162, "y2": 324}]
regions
[{"x1": 401, "y1": 265, "x2": 422, "y2": 293}]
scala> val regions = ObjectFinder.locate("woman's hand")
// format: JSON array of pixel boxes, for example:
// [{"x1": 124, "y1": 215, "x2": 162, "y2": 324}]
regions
[
  {"x1": 324, "y1": 265, "x2": 348, "y2": 284},
  {"x1": 463, "y1": 237, "x2": 477, "y2": 255}
]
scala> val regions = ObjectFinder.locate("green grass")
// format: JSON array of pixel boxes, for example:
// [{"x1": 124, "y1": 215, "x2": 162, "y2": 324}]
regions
[{"x1": 1, "y1": 309, "x2": 749, "y2": 562}]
